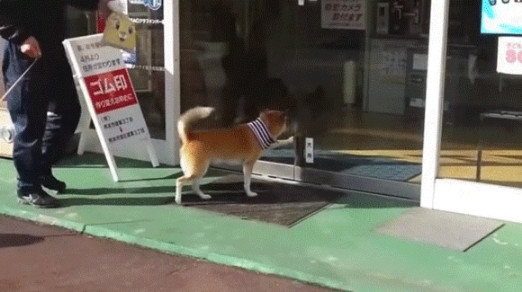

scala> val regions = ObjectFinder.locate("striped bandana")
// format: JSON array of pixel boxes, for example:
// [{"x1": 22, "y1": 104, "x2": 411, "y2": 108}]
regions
[{"x1": 247, "y1": 118, "x2": 275, "y2": 149}]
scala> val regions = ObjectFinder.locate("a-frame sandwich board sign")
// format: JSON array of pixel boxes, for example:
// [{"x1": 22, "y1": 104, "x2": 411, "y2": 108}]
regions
[{"x1": 63, "y1": 33, "x2": 159, "y2": 182}]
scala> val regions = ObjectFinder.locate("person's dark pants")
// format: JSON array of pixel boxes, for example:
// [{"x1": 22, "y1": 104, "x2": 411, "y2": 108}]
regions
[{"x1": 2, "y1": 42, "x2": 80, "y2": 194}]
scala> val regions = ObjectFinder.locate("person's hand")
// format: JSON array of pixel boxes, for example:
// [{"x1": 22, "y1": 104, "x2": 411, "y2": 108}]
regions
[{"x1": 20, "y1": 36, "x2": 41, "y2": 59}]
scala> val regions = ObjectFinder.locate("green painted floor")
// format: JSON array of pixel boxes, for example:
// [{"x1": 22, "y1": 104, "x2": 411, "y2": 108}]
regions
[{"x1": 1, "y1": 153, "x2": 521, "y2": 292}]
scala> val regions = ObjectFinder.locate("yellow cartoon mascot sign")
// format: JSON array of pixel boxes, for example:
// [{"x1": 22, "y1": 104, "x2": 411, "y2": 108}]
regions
[{"x1": 102, "y1": 11, "x2": 136, "y2": 52}]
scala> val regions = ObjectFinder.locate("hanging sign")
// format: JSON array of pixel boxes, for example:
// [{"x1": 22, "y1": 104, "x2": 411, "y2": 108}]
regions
[
  {"x1": 497, "y1": 36, "x2": 522, "y2": 75},
  {"x1": 62, "y1": 33, "x2": 158, "y2": 181},
  {"x1": 481, "y1": 0, "x2": 522, "y2": 34},
  {"x1": 321, "y1": 0, "x2": 366, "y2": 30},
  {"x1": 97, "y1": 0, "x2": 128, "y2": 33},
  {"x1": 96, "y1": 1, "x2": 136, "y2": 64}
]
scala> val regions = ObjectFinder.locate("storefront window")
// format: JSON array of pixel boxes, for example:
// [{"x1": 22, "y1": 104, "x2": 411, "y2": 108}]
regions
[
  {"x1": 179, "y1": 0, "x2": 430, "y2": 195},
  {"x1": 125, "y1": 4, "x2": 165, "y2": 140},
  {"x1": 438, "y1": 0, "x2": 522, "y2": 188}
]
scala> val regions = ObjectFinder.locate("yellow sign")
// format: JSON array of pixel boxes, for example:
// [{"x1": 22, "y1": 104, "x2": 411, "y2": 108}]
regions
[{"x1": 102, "y1": 12, "x2": 136, "y2": 52}]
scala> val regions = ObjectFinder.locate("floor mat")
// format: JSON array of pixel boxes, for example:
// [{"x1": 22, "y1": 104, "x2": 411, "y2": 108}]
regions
[
  {"x1": 342, "y1": 164, "x2": 422, "y2": 181},
  {"x1": 375, "y1": 208, "x2": 504, "y2": 251},
  {"x1": 180, "y1": 176, "x2": 343, "y2": 227},
  {"x1": 262, "y1": 149, "x2": 421, "y2": 181}
]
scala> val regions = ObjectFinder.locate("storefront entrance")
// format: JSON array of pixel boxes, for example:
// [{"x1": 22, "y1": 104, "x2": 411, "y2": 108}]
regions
[{"x1": 179, "y1": 0, "x2": 426, "y2": 200}]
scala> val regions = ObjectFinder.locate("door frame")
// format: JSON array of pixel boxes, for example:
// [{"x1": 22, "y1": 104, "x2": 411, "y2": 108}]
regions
[{"x1": 420, "y1": 0, "x2": 522, "y2": 223}]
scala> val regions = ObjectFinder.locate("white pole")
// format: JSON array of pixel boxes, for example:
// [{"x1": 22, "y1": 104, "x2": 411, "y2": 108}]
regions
[
  {"x1": 420, "y1": 0, "x2": 450, "y2": 208},
  {"x1": 164, "y1": 0, "x2": 180, "y2": 165}
]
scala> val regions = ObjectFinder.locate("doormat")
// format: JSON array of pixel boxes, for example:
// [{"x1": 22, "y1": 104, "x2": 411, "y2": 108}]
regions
[
  {"x1": 180, "y1": 176, "x2": 343, "y2": 227},
  {"x1": 262, "y1": 149, "x2": 421, "y2": 181},
  {"x1": 375, "y1": 208, "x2": 504, "y2": 251},
  {"x1": 342, "y1": 164, "x2": 422, "y2": 181}
]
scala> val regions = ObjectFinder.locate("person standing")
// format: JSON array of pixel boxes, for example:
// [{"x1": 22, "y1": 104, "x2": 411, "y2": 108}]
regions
[{"x1": 0, "y1": 0, "x2": 112, "y2": 207}]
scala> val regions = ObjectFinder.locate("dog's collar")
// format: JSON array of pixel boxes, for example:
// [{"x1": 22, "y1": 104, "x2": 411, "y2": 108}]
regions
[{"x1": 247, "y1": 118, "x2": 275, "y2": 149}]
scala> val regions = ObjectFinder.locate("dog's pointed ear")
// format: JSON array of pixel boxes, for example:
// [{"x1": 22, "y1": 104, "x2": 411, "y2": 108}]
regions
[{"x1": 260, "y1": 108, "x2": 270, "y2": 118}]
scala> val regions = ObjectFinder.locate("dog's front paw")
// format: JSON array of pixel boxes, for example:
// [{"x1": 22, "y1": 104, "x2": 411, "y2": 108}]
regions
[
  {"x1": 246, "y1": 191, "x2": 258, "y2": 197},
  {"x1": 175, "y1": 195, "x2": 182, "y2": 205},
  {"x1": 199, "y1": 193, "x2": 212, "y2": 200}
]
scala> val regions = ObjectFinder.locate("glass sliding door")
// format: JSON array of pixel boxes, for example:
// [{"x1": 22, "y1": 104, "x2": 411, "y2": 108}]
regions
[
  {"x1": 258, "y1": 0, "x2": 424, "y2": 198},
  {"x1": 178, "y1": 0, "x2": 299, "y2": 179},
  {"x1": 439, "y1": 0, "x2": 522, "y2": 188},
  {"x1": 178, "y1": 0, "x2": 429, "y2": 200}
]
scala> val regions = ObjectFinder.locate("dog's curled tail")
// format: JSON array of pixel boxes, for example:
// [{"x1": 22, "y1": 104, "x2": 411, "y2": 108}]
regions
[{"x1": 177, "y1": 106, "x2": 214, "y2": 143}]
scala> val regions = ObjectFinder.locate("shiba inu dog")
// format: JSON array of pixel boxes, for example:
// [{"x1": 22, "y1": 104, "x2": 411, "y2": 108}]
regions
[{"x1": 175, "y1": 106, "x2": 287, "y2": 204}]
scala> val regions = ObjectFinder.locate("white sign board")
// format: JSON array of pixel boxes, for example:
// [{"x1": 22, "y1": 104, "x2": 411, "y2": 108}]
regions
[
  {"x1": 321, "y1": 0, "x2": 366, "y2": 30},
  {"x1": 63, "y1": 34, "x2": 158, "y2": 181},
  {"x1": 497, "y1": 37, "x2": 522, "y2": 75}
]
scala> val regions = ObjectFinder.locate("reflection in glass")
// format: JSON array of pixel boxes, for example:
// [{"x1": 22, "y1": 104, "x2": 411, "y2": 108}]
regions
[
  {"x1": 439, "y1": 0, "x2": 522, "y2": 188},
  {"x1": 126, "y1": 4, "x2": 165, "y2": 140},
  {"x1": 179, "y1": 0, "x2": 428, "y2": 184}
]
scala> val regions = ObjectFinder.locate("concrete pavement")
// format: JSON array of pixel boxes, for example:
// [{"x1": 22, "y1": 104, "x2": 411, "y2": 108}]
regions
[
  {"x1": 0, "y1": 216, "x2": 336, "y2": 292},
  {"x1": 1, "y1": 154, "x2": 522, "y2": 291}
]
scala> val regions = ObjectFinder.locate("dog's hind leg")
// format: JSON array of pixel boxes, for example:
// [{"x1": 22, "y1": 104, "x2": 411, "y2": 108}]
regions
[
  {"x1": 192, "y1": 179, "x2": 212, "y2": 200},
  {"x1": 176, "y1": 175, "x2": 195, "y2": 204},
  {"x1": 243, "y1": 160, "x2": 258, "y2": 197}
]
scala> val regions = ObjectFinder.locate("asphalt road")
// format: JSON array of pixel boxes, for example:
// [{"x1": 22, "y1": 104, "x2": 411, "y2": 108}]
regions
[{"x1": 0, "y1": 216, "x2": 336, "y2": 292}]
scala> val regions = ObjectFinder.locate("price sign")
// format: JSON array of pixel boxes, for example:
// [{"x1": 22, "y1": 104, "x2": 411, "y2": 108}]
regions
[{"x1": 497, "y1": 37, "x2": 522, "y2": 75}]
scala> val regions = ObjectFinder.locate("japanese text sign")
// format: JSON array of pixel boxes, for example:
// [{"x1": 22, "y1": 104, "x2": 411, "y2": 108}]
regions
[
  {"x1": 84, "y1": 69, "x2": 137, "y2": 114},
  {"x1": 67, "y1": 37, "x2": 124, "y2": 77},
  {"x1": 321, "y1": 0, "x2": 366, "y2": 30},
  {"x1": 63, "y1": 34, "x2": 151, "y2": 148}
]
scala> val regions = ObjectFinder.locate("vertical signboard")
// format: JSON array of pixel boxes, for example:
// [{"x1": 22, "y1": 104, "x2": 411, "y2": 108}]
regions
[
  {"x1": 321, "y1": 0, "x2": 366, "y2": 30},
  {"x1": 63, "y1": 33, "x2": 158, "y2": 181}
]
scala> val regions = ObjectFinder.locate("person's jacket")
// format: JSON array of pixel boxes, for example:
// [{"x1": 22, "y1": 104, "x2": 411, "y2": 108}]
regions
[{"x1": 0, "y1": 0, "x2": 99, "y2": 60}]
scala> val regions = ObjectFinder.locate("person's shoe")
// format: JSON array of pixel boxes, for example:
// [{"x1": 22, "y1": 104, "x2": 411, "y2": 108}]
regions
[
  {"x1": 17, "y1": 190, "x2": 60, "y2": 208},
  {"x1": 40, "y1": 175, "x2": 66, "y2": 194}
]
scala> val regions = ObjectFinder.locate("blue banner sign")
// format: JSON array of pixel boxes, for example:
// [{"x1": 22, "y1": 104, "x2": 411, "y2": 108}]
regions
[{"x1": 481, "y1": 0, "x2": 522, "y2": 34}]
